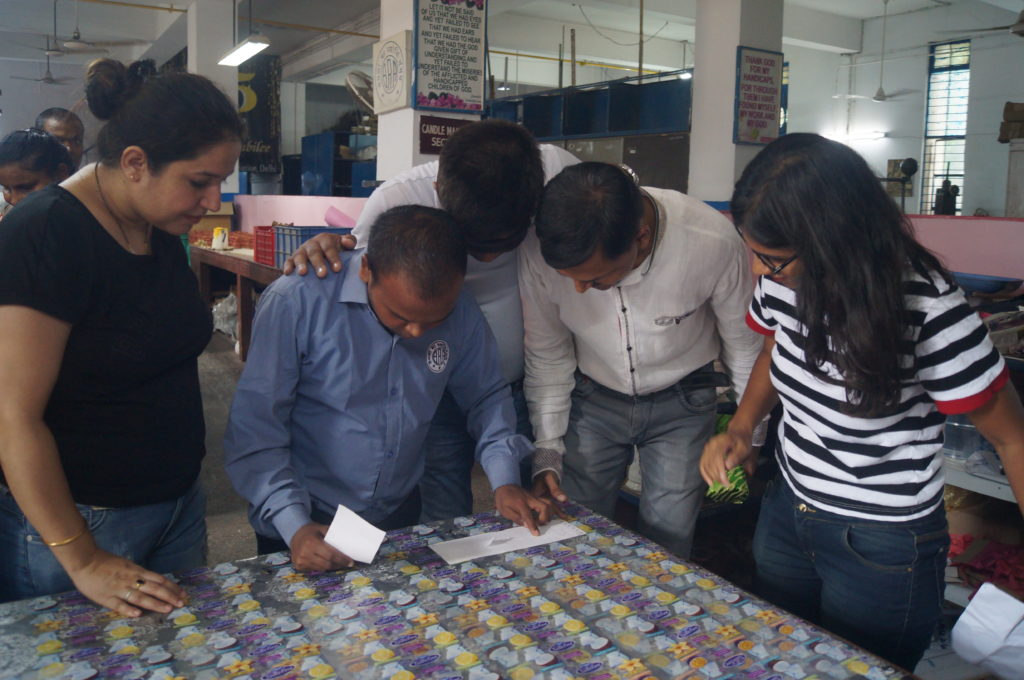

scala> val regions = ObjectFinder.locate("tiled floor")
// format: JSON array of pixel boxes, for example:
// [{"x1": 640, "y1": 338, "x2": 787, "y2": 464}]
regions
[{"x1": 914, "y1": 607, "x2": 992, "y2": 680}]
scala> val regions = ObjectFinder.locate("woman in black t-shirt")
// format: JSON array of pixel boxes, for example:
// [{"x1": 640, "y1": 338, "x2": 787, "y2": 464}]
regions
[{"x1": 0, "y1": 58, "x2": 243, "y2": 617}]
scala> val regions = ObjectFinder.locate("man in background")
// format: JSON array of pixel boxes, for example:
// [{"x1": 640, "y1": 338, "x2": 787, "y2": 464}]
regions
[{"x1": 35, "y1": 108, "x2": 85, "y2": 169}]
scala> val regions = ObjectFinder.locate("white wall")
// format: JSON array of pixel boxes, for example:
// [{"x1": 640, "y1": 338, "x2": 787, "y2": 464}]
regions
[
  {"x1": 782, "y1": 44, "x2": 844, "y2": 139},
  {"x1": 0, "y1": 60, "x2": 86, "y2": 138},
  {"x1": 836, "y1": 1, "x2": 1024, "y2": 215}
]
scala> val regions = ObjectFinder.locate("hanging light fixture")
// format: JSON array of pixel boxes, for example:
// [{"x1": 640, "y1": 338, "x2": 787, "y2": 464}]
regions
[{"x1": 218, "y1": 0, "x2": 269, "y2": 66}]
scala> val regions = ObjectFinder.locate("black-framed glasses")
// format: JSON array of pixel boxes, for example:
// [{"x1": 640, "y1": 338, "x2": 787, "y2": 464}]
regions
[
  {"x1": 732, "y1": 223, "x2": 798, "y2": 275},
  {"x1": 752, "y1": 250, "x2": 798, "y2": 275}
]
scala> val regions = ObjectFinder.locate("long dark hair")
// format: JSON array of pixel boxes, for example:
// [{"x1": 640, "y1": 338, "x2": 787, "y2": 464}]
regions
[
  {"x1": 732, "y1": 133, "x2": 952, "y2": 417},
  {"x1": 85, "y1": 58, "x2": 243, "y2": 171}
]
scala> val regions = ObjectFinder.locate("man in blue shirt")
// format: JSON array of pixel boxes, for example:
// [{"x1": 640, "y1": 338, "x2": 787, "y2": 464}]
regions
[{"x1": 225, "y1": 206, "x2": 554, "y2": 572}]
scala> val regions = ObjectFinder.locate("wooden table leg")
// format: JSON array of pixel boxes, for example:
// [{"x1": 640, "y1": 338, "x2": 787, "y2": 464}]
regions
[
  {"x1": 193, "y1": 260, "x2": 212, "y2": 305},
  {"x1": 237, "y1": 275, "x2": 255, "y2": 362}
]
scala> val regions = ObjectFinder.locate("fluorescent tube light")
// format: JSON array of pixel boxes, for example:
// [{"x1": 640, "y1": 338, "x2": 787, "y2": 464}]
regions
[{"x1": 218, "y1": 35, "x2": 270, "y2": 66}]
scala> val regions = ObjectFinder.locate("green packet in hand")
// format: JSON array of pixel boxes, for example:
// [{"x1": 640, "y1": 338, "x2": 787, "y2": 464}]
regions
[{"x1": 705, "y1": 466, "x2": 749, "y2": 504}]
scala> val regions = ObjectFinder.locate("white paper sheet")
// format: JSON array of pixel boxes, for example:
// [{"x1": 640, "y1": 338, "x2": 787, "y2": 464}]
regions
[
  {"x1": 430, "y1": 520, "x2": 585, "y2": 565},
  {"x1": 952, "y1": 582, "x2": 1024, "y2": 680},
  {"x1": 323, "y1": 504, "x2": 386, "y2": 564}
]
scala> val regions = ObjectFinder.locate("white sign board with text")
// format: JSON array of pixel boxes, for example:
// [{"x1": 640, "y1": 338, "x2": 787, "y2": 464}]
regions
[
  {"x1": 734, "y1": 46, "x2": 783, "y2": 145},
  {"x1": 415, "y1": 0, "x2": 485, "y2": 113}
]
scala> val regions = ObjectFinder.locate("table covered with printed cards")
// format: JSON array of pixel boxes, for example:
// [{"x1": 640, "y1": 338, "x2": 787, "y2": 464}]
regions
[{"x1": 0, "y1": 503, "x2": 913, "y2": 680}]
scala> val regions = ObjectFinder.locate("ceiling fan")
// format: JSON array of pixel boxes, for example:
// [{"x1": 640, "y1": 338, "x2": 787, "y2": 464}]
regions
[
  {"x1": 937, "y1": 10, "x2": 1024, "y2": 37},
  {"x1": 833, "y1": 0, "x2": 918, "y2": 103},
  {"x1": 60, "y1": 0, "x2": 148, "y2": 53},
  {"x1": 11, "y1": 46, "x2": 75, "y2": 86}
]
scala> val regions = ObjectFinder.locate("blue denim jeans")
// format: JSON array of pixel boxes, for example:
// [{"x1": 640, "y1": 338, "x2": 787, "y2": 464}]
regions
[
  {"x1": 562, "y1": 370, "x2": 718, "y2": 558},
  {"x1": 753, "y1": 476, "x2": 949, "y2": 671},
  {"x1": 418, "y1": 382, "x2": 533, "y2": 522},
  {"x1": 0, "y1": 481, "x2": 207, "y2": 603}
]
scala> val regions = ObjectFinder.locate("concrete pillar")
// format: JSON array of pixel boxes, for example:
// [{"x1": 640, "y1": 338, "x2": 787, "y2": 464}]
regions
[
  {"x1": 688, "y1": 0, "x2": 783, "y2": 202},
  {"x1": 377, "y1": 0, "x2": 479, "y2": 181},
  {"x1": 187, "y1": 0, "x2": 239, "y2": 192},
  {"x1": 1007, "y1": 139, "x2": 1024, "y2": 218}
]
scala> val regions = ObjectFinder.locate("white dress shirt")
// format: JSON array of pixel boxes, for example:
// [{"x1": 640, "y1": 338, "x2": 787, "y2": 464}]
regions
[
  {"x1": 519, "y1": 187, "x2": 761, "y2": 454},
  {"x1": 353, "y1": 144, "x2": 578, "y2": 383}
]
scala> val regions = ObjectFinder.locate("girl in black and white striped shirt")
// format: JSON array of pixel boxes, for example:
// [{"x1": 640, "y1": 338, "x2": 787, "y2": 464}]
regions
[{"x1": 700, "y1": 133, "x2": 1024, "y2": 671}]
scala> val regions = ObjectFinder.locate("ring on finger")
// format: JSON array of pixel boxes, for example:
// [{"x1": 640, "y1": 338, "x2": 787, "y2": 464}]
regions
[
  {"x1": 132, "y1": 578, "x2": 145, "y2": 590},
  {"x1": 124, "y1": 589, "x2": 133, "y2": 602}
]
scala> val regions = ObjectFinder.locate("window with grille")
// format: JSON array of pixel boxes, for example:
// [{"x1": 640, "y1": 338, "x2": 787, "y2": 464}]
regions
[{"x1": 920, "y1": 41, "x2": 969, "y2": 214}]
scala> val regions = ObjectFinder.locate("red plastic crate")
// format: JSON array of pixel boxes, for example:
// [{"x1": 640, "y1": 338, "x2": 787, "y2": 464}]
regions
[{"x1": 253, "y1": 226, "x2": 275, "y2": 266}]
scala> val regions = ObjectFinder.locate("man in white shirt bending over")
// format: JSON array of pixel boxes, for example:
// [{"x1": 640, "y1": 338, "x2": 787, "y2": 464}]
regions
[{"x1": 520, "y1": 162, "x2": 761, "y2": 557}]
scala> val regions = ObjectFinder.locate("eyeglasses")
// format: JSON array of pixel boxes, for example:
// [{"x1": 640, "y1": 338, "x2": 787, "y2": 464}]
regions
[
  {"x1": 732, "y1": 224, "x2": 798, "y2": 275},
  {"x1": 752, "y1": 251, "x2": 798, "y2": 276}
]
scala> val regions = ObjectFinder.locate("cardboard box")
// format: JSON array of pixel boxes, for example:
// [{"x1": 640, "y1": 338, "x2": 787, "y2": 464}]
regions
[
  {"x1": 998, "y1": 120, "x2": 1024, "y2": 143},
  {"x1": 947, "y1": 496, "x2": 1023, "y2": 546},
  {"x1": 195, "y1": 202, "x2": 234, "y2": 232},
  {"x1": 1005, "y1": 101, "x2": 1024, "y2": 122}
]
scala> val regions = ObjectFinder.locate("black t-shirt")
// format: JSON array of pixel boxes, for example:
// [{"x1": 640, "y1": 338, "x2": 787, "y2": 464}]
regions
[{"x1": 0, "y1": 185, "x2": 212, "y2": 507}]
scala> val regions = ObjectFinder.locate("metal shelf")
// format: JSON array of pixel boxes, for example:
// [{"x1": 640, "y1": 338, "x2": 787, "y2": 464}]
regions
[{"x1": 943, "y1": 456, "x2": 1015, "y2": 503}]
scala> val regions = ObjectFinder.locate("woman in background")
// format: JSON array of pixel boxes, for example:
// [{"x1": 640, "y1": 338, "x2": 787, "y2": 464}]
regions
[
  {"x1": 0, "y1": 128, "x2": 73, "y2": 216},
  {"x1": 0, "y1": 58, "x2": 243, "y2": 616},
  {"x1": 701, "y1": 133, "x2": 1024, "y2": 670}
]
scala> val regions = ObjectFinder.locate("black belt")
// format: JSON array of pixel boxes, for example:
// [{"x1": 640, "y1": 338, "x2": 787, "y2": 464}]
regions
[{"x1": 578, "y1": 362, "x2": 730, "y2": 402}]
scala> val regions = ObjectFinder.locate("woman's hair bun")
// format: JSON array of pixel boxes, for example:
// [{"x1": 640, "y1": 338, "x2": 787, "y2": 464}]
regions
[{"x1": 85, "y1": 58, "x2": 157, "y2": 121}]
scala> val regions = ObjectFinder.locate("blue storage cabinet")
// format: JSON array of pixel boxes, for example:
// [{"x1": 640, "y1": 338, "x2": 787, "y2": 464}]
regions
[
  {"x1": 563, "y1": 88, "x2": 610, "y2": 137},
  {"x1": 301, "y1": 132, "x2": 378, "y2": 197},
  {"x1": 488, "y1": 99, "x2": 519, "y2": 123},
  {"x1": 351, "y1": 161, "x2": 377, "y2": 198},
  {"x1": 301, "y1": 132, "x2": 338, "y2": 196},
  {"x1": 609, "y1": 79, "x2": 691, "y2": 134},
  {"x1": 522, "y1": 95, "x2": 564, "y2": 140},
  {"x1": 491, "y1": 71, "x2": 691, "y2": 141}
]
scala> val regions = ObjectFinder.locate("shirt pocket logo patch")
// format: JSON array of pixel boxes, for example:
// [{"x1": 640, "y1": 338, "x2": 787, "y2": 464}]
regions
[
  {"x1": 426, "y1": 340, "x2": 450, "y2": 373},
  {"x1": 654, "y1": 309, "x2": 696, "y2": 326}
]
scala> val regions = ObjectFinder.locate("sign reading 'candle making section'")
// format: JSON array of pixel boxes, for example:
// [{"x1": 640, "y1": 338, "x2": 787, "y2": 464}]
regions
[
  {"x1": 415, "y1": 0, "x2": 486, "y2": 113},
  {"x1": 734, "y1": 46, "x2": 783, "y2": 145}
]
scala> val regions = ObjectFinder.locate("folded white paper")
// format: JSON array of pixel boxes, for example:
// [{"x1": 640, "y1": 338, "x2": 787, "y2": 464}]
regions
[
  {"x1": 323, "y1": 504, "x2": 386, "y2": 564},
  {"x1": 430, "y1": 520, "x2": 585, "y2": 565},
  {"x1": 952, "y1": 582, "x2": 1024, "y2": 680}
]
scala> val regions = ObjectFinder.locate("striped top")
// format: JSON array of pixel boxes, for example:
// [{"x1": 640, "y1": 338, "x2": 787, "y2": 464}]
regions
[{"x1": 748, "y1": 265, "x2": 1008, "y2": 521}]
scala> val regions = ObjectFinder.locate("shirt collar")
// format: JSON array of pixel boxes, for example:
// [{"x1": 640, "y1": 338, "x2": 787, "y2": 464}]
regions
[
  {"x1": 615, "y1": 190, "x2": 664, "y2": 289},
  {"x1": 338, "y1": 250, "x2": 369, "y2": 305}
]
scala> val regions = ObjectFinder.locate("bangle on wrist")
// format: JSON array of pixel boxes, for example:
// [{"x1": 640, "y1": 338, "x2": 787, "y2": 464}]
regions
[{"x1": 44, "y1": 525, "x2": 88, "y2": 547}]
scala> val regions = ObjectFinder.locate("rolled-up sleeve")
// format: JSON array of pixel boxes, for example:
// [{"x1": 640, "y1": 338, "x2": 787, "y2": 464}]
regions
[
  {"x1": 223, "y1": 287, "x2": 311, "y2": 546},
  {"x1": 446, "y1": 300, "x2": 532, "y2": 490}
]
